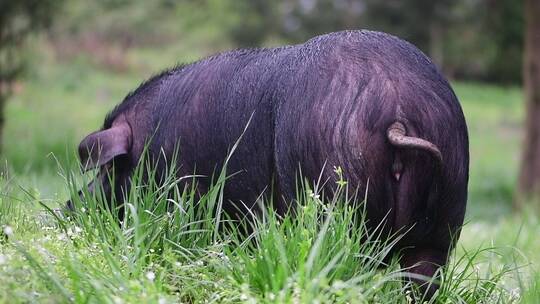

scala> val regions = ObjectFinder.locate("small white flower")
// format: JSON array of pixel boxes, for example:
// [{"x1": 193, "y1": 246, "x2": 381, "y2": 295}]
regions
[
  {"x1": 113, "y1": 296, "x2": 124, "y2": 304},
  {"x1": 0, "y1": 254, "x2": 6, "y2": 265},
  {"x1": 145, "y1": 271, "x2": 156, "y2": 281},
  {"x1": 158, "y1": 298, "x2": 167, "y2": 304},
  {"x1": 306, "y1": 189, "x2": 320, "y2": 199},
  {"x1": 3, "y1": 225, "x2": 13, "y2": 236}
]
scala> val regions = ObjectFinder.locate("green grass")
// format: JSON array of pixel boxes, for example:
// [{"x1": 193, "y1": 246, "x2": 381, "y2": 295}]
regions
[
  {"x1": 0, "y1": 41, "x2": 537, "y2": 302},
  {"x1": 0, "y1": 156, "x2": 523, "y2": 303}
]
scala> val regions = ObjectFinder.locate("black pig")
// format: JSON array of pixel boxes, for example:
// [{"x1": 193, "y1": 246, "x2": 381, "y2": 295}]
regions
[{"x1": 73, "y1": 30, "x2": 469, "y2": 294}]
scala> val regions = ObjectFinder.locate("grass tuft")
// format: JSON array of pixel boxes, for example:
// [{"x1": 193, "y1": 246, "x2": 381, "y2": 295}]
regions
[{"x1": 0, "y1": 151, "x2": 521, "y2": 303}]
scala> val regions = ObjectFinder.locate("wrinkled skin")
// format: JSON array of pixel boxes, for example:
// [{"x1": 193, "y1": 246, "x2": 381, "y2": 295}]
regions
[{"x1": 71, "y1": 30, "x2": 469, "y2": 297}]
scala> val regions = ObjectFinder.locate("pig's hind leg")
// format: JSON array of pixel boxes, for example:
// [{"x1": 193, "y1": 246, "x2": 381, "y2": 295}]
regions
[{"x1": 400, "y1": 246, "x2": 449, "y2": 300}]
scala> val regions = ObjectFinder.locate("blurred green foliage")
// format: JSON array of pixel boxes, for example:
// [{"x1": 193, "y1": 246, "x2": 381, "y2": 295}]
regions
[
  {"x1": 484, "y1": 0, "x2": 524, "y2": 83},
  {"x1": 0, "y1": 0, "x2": 61, "y2": 153},
  {"x1": 218, "y1": 0, "x2": 523, "y2": 83},
  {"x1": 42, "y1": 0, "x2": 523, "y2": 83}
]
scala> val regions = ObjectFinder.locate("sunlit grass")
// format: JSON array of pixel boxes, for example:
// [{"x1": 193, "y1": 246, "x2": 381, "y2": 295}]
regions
[{"x1": 0, "y1": 147, "x2": 530, "y2": 303}]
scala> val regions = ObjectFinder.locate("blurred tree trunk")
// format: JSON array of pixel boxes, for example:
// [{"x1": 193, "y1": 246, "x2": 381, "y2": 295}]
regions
[
  {"x1": 0, "y1": 1, "x2": 60, "y2": 156},
  {"x1": 516, "y1": 0, "x2": 540, "y2": 208}
]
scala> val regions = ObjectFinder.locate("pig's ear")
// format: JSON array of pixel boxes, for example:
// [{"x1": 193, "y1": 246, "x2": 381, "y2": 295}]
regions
[{"x1": 78, "y1": 122, "x2": 132, "y2": 171}]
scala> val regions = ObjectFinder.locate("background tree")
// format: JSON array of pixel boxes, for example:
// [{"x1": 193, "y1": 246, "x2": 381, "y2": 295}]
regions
[
  {"x1": 220, "y1": 0, "x2": 523, "y2": 84},
  {"x1": 278, "y1": 0, "x2": 365, "y2": 43},
  {"x1": 0, "y1": 0, "x2": 60, "y2": 153},
  {"x1": 516, "y1": 0, "x2": 540, "y2": 207},
  {"x1": 227, "y1": 0, "x2": 280, "y2": 47},
  {"x1": 483, "y1": 0, "x2": 524, "y2": 83},
  {"x1": 364, "y1": 0, "x2": 453, "y2": 65}
]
